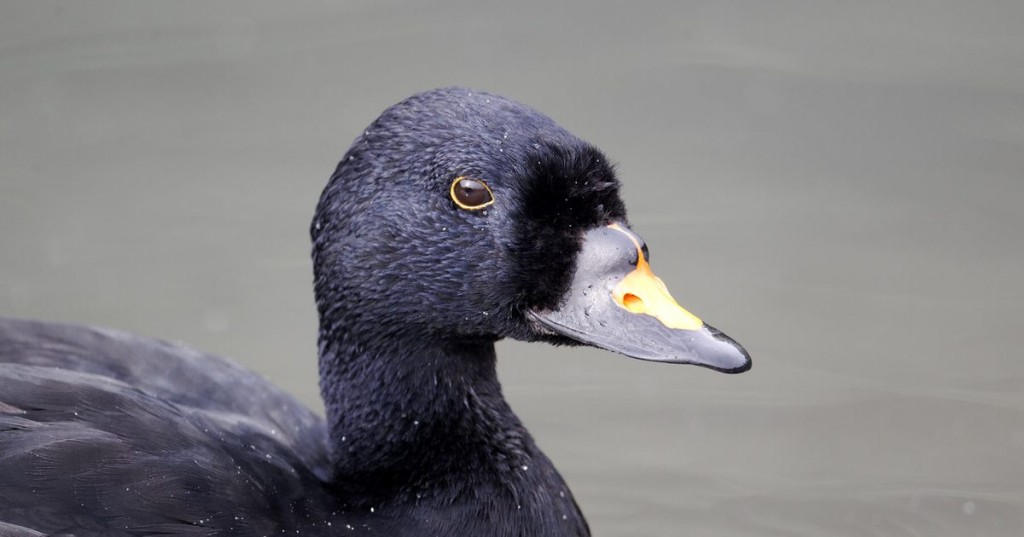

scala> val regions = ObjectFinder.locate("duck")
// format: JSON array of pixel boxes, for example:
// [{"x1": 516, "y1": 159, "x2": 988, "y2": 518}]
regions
[{"x1": 0, "y1": 87, "x2": 750, "y2": 537}]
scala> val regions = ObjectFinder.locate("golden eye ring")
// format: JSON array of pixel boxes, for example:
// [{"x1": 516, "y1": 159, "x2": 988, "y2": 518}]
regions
[{"x1": 449, "y1": 176, "x2": 495, "y2": 211}]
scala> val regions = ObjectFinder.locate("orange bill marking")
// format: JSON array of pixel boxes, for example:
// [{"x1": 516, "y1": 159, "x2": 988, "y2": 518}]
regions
[{"x1": 607, "y1": 224, "x2": 703, "y2": 331}]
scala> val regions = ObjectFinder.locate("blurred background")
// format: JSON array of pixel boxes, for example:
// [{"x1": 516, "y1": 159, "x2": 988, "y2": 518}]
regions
[{"x1": 2, "y1": 1, "x2": 1022, "y2": 535}]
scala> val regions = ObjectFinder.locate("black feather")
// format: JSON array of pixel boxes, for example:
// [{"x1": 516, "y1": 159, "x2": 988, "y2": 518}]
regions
[{"x1": 0, "y1": 87, "x2": 637, "y2": 536}]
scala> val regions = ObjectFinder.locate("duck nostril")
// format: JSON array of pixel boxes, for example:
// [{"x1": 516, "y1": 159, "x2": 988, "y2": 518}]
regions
[{"x1": 621, "y1": 293, "x2": 645, "y2": 314}]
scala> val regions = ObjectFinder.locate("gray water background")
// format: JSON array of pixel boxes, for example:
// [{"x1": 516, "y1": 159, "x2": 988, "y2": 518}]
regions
[{"x1": 2, "y1": 2, "x2": 1023, "y2": 535}]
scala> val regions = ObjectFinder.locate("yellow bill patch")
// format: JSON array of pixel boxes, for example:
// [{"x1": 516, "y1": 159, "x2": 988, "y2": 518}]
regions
[{"x1": 608, "y1": 224, "x2": 703, "y2": 331}]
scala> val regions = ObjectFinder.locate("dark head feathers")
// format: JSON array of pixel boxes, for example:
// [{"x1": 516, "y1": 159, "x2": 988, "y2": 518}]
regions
[{"x1": 311, "y1": 88, "x2": 626, "y2": 342}]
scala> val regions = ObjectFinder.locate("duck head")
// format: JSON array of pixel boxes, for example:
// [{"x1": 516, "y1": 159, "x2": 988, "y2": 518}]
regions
[{"x1": 312, "y1": 88, "x2": 749, "y2": 373}]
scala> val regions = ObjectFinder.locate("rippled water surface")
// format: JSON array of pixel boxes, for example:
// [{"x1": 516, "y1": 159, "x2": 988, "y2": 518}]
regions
[{"x1": 2, "y1": 2, "x2": 1023, "y2": 535}]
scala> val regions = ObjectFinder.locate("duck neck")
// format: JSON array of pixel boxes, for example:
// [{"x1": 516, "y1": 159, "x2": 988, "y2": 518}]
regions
[
  {"x1": 318, "y1": 327, "x2": 513, "y2": 486},
  {"x1": 317, "y1": 323, "x2": 588, "y2": 534}
]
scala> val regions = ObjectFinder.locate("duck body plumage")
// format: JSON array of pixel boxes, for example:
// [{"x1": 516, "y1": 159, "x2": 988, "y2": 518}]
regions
[
  {"x1": 0, "y1": 318, "x2": 339, "y2": 535},
  {"x1": 0, "y1": 318, "x2": 584, "y2": 536},
  {"x1": 0, "y1": 87, "x2": 749, "y2": 536}
]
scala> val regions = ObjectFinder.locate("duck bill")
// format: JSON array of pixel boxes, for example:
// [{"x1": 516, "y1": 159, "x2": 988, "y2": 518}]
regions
[{"x1": 528, "y1": 224, "x2": 751, "y2": 373}]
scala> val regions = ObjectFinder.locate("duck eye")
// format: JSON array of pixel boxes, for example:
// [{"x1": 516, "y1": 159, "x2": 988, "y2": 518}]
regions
[{"x1": 450, "y1": 177, "x2": 495, "y2": 210}]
